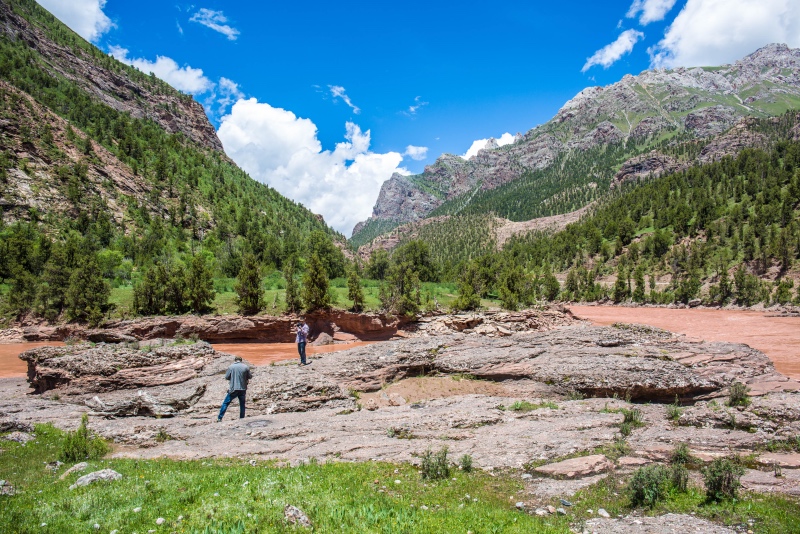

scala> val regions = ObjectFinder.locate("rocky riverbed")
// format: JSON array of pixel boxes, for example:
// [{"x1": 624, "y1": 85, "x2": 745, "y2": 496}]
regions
[{"x1": 3, "y1": 309, "x2": 800, "y2": 531}]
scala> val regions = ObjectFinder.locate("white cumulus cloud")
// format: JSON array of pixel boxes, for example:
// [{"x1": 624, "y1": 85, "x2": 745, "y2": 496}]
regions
[
  {"x1": 582, "y1": 29, "x2": 645, "y2": 72},
  {"x1": 405, "y1": 96, "x2": 429, "y2": 116},
  {"x1": 649, "y1": 0, "x2": 800, "y2": 68},
  {"x1": 218, "y1": 99, "x2": 408, "y2": 235},
  {"x1": 108, "y1": 46, "x2": 213, "y2": 94},
  {"x1": 328, "y1": 85, "x2": 361, "y2": 114},
  {"x1": 37, "y1": 0, "x2": 114, "y2": 42},
  {"x1": 404, "y1": 145, "x2": 428, "y2": 161},
  {"x1": 461, "y1": 133, "x2": 516, "y2": 160},
  {"x1": 190, "y1": 8, "x2": 240, "y2": 40},
  {"x1": 626, "y1": 0, "x2": 678, "y2": 25}
]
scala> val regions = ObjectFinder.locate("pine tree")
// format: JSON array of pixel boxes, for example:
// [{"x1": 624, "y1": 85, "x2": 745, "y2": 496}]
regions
[
  {"x1": 235, "y1": 253, "x2": 263, "y2": 316},
  {"x1": 65, "y1": 257, "x2": 110, "y2": 326},
  {"x1": 284, "y1": 255, "x2": 302, "y2": 313},
  {"x1": 186, "y1": 253, "x2": 215, "y2": 313},
  {"x1": 346, "y1": 265, "x2": 365, "y2": 312},
  {"x1": 452, "y1": 263, "x2": 482, "y2": 311},
  {"x1": 302, "y1": 253, "x2": 331, "y2": 312},
  {"x1": 613, "y1": 265, "x2": 628, "y2": 303},
  {"x1": 380, "y1": 261, "x2": 421, "y2": 316},
  {"x1": 633, "y1": 265, "x2": 646, "y2": 303}
]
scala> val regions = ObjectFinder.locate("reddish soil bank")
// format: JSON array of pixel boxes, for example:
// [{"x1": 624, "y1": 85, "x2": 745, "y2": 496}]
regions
[
  {"x1": 0, "y1": 342, "x2": 64, "y2": 378},
  {"x1": 211, "y1": 341, "x2": 376, "y2": 366},
  {"x1": 570, "y1": 305, "x2": 800, "y2": 379}
]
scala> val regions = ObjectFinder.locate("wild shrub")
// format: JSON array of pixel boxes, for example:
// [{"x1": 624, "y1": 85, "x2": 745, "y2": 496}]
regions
[
  {"x1": 666, "y1": 395, "x2": 682, "y2": 421},
  {"x1": 670, "y1": 443, "x2": 693, "y2": 466},
  {"x1": 622, "y1": 408, "x2": 644, "y2": 427},
  {"x1": 627, "y1": 465, "x2": 670, "y2": 508},
  {"x1": 670, "y1": 464, "x2": 689, "y2": 493},
  {"x1": 702, "y1": 456, "x2": 745, "y2": 501},
  {"x1": 728, "y1": 382, "x2": 750, "y2": 407},
  {"x1": 420, "y1": 446, "x2": 450, "y2": 480},
  {"x1": 59, "y1": 414, "x2": 109, "y2": 462},
  {"x1": 619, "y1": 421, "x2": 633, "y2": 437},
  {"x1": 459, "y1": 454, "x2": 473, "y2": 473}
]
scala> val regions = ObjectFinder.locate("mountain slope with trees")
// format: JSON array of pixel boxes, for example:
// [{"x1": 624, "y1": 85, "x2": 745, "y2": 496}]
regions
[
  {"x1": 352, "y1": 44, "x2": 800, "y2": 246},
  {"x1": 0, "y1": 0, "x2": 345, "y2": 323}
]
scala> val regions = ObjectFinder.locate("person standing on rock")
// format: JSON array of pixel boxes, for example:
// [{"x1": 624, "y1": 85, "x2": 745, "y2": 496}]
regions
[
  {"x1": 217, "y1": 356, "x2": 252, "y2": 421},
  {"x1": 295, "y1": 318, "x2": 310, "y2": 365}
]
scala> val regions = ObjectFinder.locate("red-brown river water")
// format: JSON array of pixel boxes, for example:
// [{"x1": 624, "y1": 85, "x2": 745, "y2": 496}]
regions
[
  {"x1": 569, "y1": 306, "x2": 800, "y2": 380},
  {"x1": 0, "y1": 341, "x2": 375, "y2": 378}
]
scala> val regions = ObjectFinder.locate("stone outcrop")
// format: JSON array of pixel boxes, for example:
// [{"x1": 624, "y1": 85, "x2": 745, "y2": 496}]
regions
[
  {"x1": 12, "y1": 310, "x2": 407, "y2": 344},
  {"x1": 534, "y1": 454, "x2": 614, "y2": 479},
  {"x1": 6, "y1": 316, "x2": 800, "y2": 504}
]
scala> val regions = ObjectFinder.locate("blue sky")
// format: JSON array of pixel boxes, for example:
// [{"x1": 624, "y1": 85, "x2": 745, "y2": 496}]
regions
[{"x1": 37, "y1": 0, "x2": 800, "y2": 234}]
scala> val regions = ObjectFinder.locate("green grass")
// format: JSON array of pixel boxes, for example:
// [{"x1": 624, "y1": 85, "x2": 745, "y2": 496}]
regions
[
  {"x1": 0, "y1": 424, "x2": 569, "y2": 533},
  {"x1": 571, "y1": 474, "x2": 800, "y2": 534},
  {"x1": 500, "y1": 400, "x2": 559, "y2": 412},
  {"x1": 105, "y1": 279, "x2": 476, "y2": 319}
]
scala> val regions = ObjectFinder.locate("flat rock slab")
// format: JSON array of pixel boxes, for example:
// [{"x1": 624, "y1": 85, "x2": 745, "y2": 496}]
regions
[
  {"x1": 756, "y1": 453, "x2": 800, "y2": 469},
  {"x1": 584, "y1": 513, "x2": 736, "y2": 533},
  {"x1": 534, "y1": 454, "x2": 613, "y2": 479}
]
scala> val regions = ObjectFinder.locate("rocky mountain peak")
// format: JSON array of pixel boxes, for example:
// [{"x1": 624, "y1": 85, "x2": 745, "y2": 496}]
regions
[{"x1": 351, "y1": 44, "x2": 800, "y2": 244}]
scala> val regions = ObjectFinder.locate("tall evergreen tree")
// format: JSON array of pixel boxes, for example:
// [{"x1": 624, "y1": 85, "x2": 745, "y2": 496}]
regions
[
  {"x1": 302, "y1": 253, "x2": 331, "y2": 312},
  {"x1": 235, "y1": 253, "x2": 263, "y2": 316},
  {"x1": 380, "y1": 261, "x2": 421, "y2": 316},
  {"x1": 65, "y1": 257, "x2": 110, "y2": 326},
  {"x1": 346, "y1": 265, "x2": 365, "y2": 312},
  {"x1": 283, "y1": 255, "x2": 302, "y2": 313},
  {"x1": 186, "y1": 253, "x2": 215, "y2": 313}
]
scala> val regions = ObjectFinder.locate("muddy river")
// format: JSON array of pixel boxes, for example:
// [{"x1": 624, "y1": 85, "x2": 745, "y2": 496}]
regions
[
  {"x1": 570, "y1": 305, "x2": 800, "y2": 380},
  {"x1": 0, "y1": 341, "x2": 375, "y2": 378}
]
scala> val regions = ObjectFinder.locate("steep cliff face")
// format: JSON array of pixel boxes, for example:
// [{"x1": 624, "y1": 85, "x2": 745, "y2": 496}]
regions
[
  {"x1": 352, "y1": 43, "x2": 800, "y2": 241},
  {"x1": 0, "y1": 0, "x2": 223, "y2": 153}
]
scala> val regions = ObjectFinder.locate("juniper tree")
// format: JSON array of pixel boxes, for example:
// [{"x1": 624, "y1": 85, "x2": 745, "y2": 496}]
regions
[
  {"x1": 235, "y1": 253, "x2": 263, "y2": 316},
  {"x1": 65, "y1": 257, "x2": 110, "y2": 326},
  {"x1": 302, "y1": 253, "x2": 331, "y2": 312},
  {"x1": 186, "y1": 253, "x2": 216, "y2": 313},
  {"x1": 283, "y1": 255, "x2": 302, "y2": 313},
  {"x1": 346, "y1": 265, "x2": 365, "y2": 312}
]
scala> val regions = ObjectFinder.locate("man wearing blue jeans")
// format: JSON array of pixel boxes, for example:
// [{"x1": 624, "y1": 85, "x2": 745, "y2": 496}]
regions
[
  {"x1": 217, "y1": 356, "x2": 252, "y2": 421},
  {"x1": 296, "y1": 318, "x2": 310, "y2": 365}
]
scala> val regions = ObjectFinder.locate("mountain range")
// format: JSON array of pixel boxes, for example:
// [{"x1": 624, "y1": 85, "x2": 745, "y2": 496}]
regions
[{"x1": 351, "y1": 43, "x2": 800, "y2": 249}]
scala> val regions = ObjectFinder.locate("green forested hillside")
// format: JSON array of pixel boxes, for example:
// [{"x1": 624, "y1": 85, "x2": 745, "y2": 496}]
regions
[
  {"x1": 449, "y1": 113, "x2": 800, "y2": 309},
  {"x1": 0, "y1": 0, "x2": 344, "y2": 322}
]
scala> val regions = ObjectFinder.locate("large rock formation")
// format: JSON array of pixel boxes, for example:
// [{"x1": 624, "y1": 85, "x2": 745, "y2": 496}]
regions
[
  {"x1": 6, "y1": 317, "x2": 800, "y2": 504},
  {"x1": 353, "y1": 44, "x2": 800, "y2": 240}
]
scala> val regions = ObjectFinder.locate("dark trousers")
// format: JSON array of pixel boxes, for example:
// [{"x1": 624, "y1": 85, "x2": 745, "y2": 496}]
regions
[
  {"x1": 218, "y1": 389, "x2": 246, "y2": 420},
  {"x1": 297, "y1": 341, "x2": 307, "y2": 364}
]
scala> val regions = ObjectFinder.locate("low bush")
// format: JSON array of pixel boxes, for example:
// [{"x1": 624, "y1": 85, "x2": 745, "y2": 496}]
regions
[
  {"x1": 59, "y1": 414, "x2": 109, "y2": 462},
  {"x1": 421, "y1": 446, "x2": 451, "y2": 480},
  {"x1": 670, "y1": 443, "x2": 693, "y2": 466},
  {"x1": 670, "y1": 464, "x2": 689, "y2": 493},
  {"x1": 703, "y1": 456, "x2": 746, "y2": 501},
  {"x1": 627, "y1": 465, "x2": 670, "y2": 508},
  {"x1": 728, "y1": 382, "x2": 750, "y2": 407},
  {"x1": 622, "y1": 408, "x2": 644, "y2": 427},
  {"x1": 459, "y1": 454, "x2": 473, "y2": 473}
]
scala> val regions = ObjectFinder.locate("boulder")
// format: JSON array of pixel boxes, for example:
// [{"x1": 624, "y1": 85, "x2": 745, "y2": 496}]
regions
[
  {"x1": 69, "y1": 469, "x2": 122, "y2": 490},
  {"x1": 284, "y1": 505, "x2": 312, "y2": 527},
  {"x1": 59, "y1": 462, "x2": 88, "y2": 480}
]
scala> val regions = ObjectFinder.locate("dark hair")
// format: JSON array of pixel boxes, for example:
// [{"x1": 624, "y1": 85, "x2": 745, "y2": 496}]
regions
[{"x1": 234, "y1": 356, "x2": 243, "y2": 362}]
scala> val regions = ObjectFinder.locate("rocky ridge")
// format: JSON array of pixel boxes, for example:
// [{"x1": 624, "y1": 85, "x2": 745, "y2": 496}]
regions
[
  {"x1": 5, "y1": 315, "x2": 800, "y2": 532},
  {"x1": 0, "y1": 0, "x2": 223, "y2": 152},
  {"x1": 0, "y1": 81, "x2": 166, "y2": 225},
  {"x1": 353, "y1": 44, "x2": 800, "y2": 241}
]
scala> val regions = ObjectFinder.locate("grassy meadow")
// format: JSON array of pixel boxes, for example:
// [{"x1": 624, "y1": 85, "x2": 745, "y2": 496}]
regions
[{"x1": 2, "y1": 425, "x2": 800, "y2": 533}]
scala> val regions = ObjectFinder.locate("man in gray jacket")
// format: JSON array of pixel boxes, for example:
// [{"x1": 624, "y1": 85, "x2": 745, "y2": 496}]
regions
[{"x1": 217, "y1": 356, "x2": 252, "y2": 421}]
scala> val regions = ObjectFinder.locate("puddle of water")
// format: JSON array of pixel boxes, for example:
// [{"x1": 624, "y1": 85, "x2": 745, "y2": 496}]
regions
[
  {"x1": 0, "y1": 342, "x2": 64, "y2": 378},
  {"x1": 570, "y1": 305, "x2": 800, "y2": 379}
]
